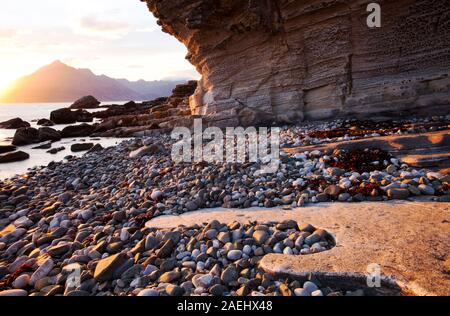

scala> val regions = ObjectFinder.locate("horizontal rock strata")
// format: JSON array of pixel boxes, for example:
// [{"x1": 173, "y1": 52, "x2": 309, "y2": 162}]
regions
[{"x1": 143, "y1": 0, "x2": 450, "y2": 126}]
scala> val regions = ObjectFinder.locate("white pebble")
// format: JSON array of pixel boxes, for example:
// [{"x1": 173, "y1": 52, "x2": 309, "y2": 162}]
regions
[
  {"x1": 294, "y1": 288, "x2": 309, "y2": 296},
  {"x1": 303, "y1": 281, "x2": 319, "y2": 294},
  {"x1": 311, "y1": 289, "x2": 323, "y2": 296}
]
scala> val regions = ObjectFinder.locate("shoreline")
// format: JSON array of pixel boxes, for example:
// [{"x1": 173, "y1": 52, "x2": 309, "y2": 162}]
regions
[{"x1": 0, "y1": 136, "x2": 130, "y2": 180}]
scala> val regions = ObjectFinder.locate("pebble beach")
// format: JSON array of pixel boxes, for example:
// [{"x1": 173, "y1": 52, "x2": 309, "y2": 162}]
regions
[{"x1": 0, "y1": 116, "x2": 449, "y2": 296}]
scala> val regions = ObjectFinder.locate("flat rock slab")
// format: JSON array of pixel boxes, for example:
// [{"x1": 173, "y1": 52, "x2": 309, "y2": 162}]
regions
[
  {"x1": 147, "y1": 201, "x2": 450, "y2": 296},
  {"x1": 285, "y1": 130, "x2": 450, "y2": 173}
]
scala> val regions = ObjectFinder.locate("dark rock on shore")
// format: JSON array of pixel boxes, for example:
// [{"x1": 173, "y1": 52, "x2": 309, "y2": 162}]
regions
[
  {"x1": 0, "y1": 145, "x2": 16, "y2": 154},
  {"x1": 50, "y1": 108, "x2": 77, "y2": 124},
  {"x1": 47, "y1": 147, "x2": 65, "y2": 154},
  {"x1": 12, "y1": 127, "x2": 39, "y2": 145},
  {"x1": 37, "y1": 119, "x2": 54, "y2": 126},
  {"x1": 93, "y1": 101, "x2": 153, "y2": 119},
  {"x1": 50, "y1": 108, "x2": 94, "y2": 124},
  {"x1": 32, "y1": 142, "x2": 52, "y2": 150},
  {"x1": 91, "y1": 81, "x2": 198, "y2": 137},
  {"x1": 12, "y1": 127, "x2": 61, "y2": 145},
  {"x1": 70, "y1": 95, "x2": 100, "y2": 109},
  {"x1": 38, "y1": 127, "x2": 61, "y2": 142},
  {"x1": 0, "y1": 151, "x2": 29, "y2": 163},
  {"x1": 0, "y1": 118, "x2": 30, "y2": 129},
  {"x1": 123, "y1": 101, "x2": 137, "y2": 108},
  {"x1": 71, "y1": 143, "x2": 94, "y2": 152},
  {"x1": 74, "y1": 109, "x2": 94, "y2": 123},
  {"x1": 61, "y1": 124, "x2": 96, "y2": 138},
  {"x1": 87, "y1": 144, "x2": 104, "y2": 153}
]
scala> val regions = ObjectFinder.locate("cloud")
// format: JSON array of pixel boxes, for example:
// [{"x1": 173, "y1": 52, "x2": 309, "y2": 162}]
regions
[{"x1": 72, "y1": 15, "x2": 132, "y2": 39}]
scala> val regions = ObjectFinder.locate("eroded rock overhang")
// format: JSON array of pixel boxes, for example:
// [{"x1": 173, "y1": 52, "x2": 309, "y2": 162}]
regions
[{"x1": 142, "y1": 0, "x2": 450, "y2": 127}]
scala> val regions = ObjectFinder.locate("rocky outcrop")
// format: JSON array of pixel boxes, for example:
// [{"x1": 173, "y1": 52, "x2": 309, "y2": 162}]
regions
[
  {"x1": 93, "y1": 100, "x2": 161, "y2": 119},
  {"x1": 93, "y1": 81, "x2": 197, "y2": 137},
  {"x1": 70, "y1": 95, "x2": 100, "y2": 109},
  {"x1": 143, "y1": 0, "x2": 450, "y2": 126}
]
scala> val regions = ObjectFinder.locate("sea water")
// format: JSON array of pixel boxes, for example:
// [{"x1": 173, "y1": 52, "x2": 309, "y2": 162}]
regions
[{"x1": 0, "y1": 102, "x2": 130, "y2": 179}]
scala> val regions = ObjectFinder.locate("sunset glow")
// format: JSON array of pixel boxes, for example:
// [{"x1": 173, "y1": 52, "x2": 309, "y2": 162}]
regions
[
  {"x1": 0, "y1": 0, "x2": 448, "y2": 301},
  {"x1": 0, "y1": 0, "x2": 198, "y2": 93}
]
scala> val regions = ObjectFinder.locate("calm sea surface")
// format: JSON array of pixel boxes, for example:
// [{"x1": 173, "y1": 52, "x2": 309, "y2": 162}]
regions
[{"x1": 0, "y1": 102, "x2": 130, "y2": 179}]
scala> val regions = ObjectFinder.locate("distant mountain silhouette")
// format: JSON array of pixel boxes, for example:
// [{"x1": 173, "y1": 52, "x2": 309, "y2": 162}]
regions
[
  {"x1": 116, "y1": 78, "x2": 184, "y2": 100},
  {"x1": 0, "y1": 60, "x2": 184, "y2": 103}
]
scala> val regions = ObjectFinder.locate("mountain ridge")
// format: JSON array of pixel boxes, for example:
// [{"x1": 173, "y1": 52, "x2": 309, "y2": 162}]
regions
[{"x1": 0, "y1": 60, "x2": 186, "y2": 103}]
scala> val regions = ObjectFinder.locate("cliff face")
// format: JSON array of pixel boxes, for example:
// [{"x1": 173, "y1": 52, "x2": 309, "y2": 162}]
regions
[{"x1": 143, "y1": 0, "x2": 450, "y2": 126}]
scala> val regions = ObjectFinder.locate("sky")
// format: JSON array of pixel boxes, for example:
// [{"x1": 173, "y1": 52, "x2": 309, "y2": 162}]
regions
[{"x1": 0, "y1": 0, "x2": 199, "y2": 91}]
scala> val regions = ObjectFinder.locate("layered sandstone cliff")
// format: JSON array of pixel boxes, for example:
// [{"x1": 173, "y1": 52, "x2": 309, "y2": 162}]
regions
[{"x1": 143, "y1": 0, "x2": 450, "y2": 126}]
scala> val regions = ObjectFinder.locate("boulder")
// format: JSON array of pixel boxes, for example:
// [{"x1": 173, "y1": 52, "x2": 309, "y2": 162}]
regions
[
  {"x1": 32, "y1": 142, "x2": 52, "y2": 149},
  {"x1": 37, "y1": 118, "x2": 54, "y2": 126},
  {"x1": 0, "y1": 151, "x2": 30, "y2": 163},
  {"x1": 70, "y1": 95, "x2": 100, "y2": 109},
  {"x1": 0, "y1": 118, "x2": 30, "y2": 129},
  {"x1": 0, "y1": 145, "x2": 16, "y2": 154},
  {"x1": 50, "y1": 108, "x2": 93, "y2": 124},
  {"x1": 47, "y1": 147, "x2": 65, "y2": 154},
  {"x1": 71, "y1": 143, "x2": 94, "y2": 152},
  {"x1": 38, "y1": 127, "x2": 61, "y2": 142},
  {"x1": 87, "y1": 143, "x2": 104, "y2": 153},
  {"x1": 50, "y1": 108, "x2": 77, "y2": 124},
  {"x1": 61, "y1": 123, "x2": 96, "y2": 138},
  {"x1": 12, "y1": 127, "x2": 39, "y2": 145},
  {"x1": 73, "y1": 109, "x2": 94, "y2": 122}
]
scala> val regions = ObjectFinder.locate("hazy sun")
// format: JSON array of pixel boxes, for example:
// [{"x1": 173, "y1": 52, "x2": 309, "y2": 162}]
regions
[{"x1": 0, "y1": 78, "x2": 14, "y2": 96}]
